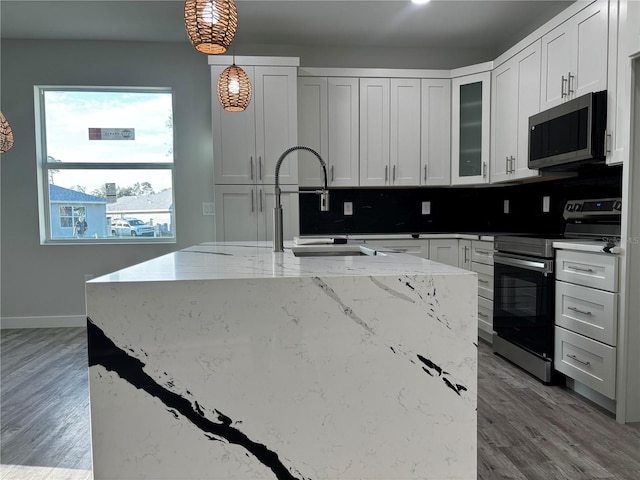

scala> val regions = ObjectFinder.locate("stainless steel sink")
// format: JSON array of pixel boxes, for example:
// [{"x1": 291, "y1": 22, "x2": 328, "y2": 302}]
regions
[{"x1": 291, "y1": 244, "x2": 378, "y2": 257}]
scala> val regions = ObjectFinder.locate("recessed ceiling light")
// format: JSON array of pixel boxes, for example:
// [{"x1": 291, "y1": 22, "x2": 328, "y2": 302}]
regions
[{"x1": 411, "y1": 0, "x2": 431, "y2": 5}]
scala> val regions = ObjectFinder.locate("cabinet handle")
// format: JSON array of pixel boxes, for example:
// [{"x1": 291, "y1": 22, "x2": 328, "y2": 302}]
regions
[
  {"x1": 476, "y1": 249, "x2": 490, "y2": 255},
  {"x1": 605, "y1": 132, "x2": 612, "y2": 155},
  {"x1": 510, "y1": 156, "x2": 515, "y2": 173},
  {"x1": 251, "y1": 189, "x2": 255, "y2": 212},
  {"x1": 505, "y1": 156, "x2": 510, "y2": 174},
  {"x1": 250, "y1": 157, "x2": 254, "y2": 180},
  {"x1": 567, "y1": 354, "x2": 591, "y2": 366},
  {"x1": 385, "y1": 165, "x2": 389, "y2": 182},
  {"x1": 568, "y1": 306, "x2": 593, "y2": 316},
  {"x1": 478, "y1": 279, "x2": 490, "y2": 284},
  {"x1": 482, "y1": 162, "x2": 487, "y2": 178},
  {"x1": 464, "y1": 246, "x2": 469, "y2": 263},
  {"x1": 478, "y1": 312, "x2": 489, "y2": 319},
  {"x1": 567, "y1": 72, "x2": 575, "y2": 95},
  {"x1": 330, "y1": 165, "x2": 334, "y2": 182},
  {"x1": 561, "y1": 75, "x2": 567, "y2": 98},
  {"x1": 424, "y1": 165, "x2": 427, "y2": 182},
  {"x1": 568, "y1": 265, "x2": 595, "y2": 273},
  {"x1": 393, "y1": 165, "x2": 396, "y2": 182},
  {"x1": 259, "y1": 189, "x2": 263, "y2": 212},
  {"x1": 258, "y1": 156, "x2": 263, "y2": 180}
]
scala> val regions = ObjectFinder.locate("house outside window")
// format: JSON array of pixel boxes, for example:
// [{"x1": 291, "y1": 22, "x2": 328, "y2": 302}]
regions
[{"x1": 35, "y1": 87, "x2": 176, "y2": 244}]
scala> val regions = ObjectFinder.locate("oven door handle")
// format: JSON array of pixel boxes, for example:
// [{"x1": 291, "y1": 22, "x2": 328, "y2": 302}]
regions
[{"x1": 494, "y1": 253, "x2": 553, "y2": 274}]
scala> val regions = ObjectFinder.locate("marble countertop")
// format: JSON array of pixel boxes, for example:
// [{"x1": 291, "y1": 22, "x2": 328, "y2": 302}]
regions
[{"x1": 91, "y1": 241, "x2": 473, "y2": 283}]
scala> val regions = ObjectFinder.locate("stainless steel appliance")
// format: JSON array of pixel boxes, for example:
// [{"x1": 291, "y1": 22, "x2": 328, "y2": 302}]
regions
[
  {"x1": 493, "y1": 197, "x2": 621, "y2": 383},
  {"x1": 528, "y1": 90, "x2": 607, "y2": 171}
]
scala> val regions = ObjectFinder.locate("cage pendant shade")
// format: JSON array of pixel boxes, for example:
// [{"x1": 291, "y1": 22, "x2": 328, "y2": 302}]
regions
[
  {"x1": 217, "y1": 65, "x2": 252, "y2": 112},
  {"x1": 0, "y1": 111, "x2": 14, "y2": 154},
  {"x1": 184, "y1": 0, "x2": 238, "y2": 54}
]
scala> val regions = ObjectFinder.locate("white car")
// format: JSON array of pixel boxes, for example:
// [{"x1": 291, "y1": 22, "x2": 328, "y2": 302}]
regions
[{"x1": 111, "y1": 218, "x2": 154, "y2": 237}]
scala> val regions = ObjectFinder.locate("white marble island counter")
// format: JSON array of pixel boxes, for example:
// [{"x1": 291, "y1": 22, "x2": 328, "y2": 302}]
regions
[{"x1": 86, "y1": 242, "x2": 478, "y2": 480}]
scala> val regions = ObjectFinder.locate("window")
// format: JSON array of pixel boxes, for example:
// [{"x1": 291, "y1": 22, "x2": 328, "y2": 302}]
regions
[{"x1": 35, "y1": 87, "x2": 176, "y2": 243}]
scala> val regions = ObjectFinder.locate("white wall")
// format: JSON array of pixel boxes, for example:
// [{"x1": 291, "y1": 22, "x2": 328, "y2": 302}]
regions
[{"x1": 0, "y1": 40, "x2": 215, "y2": 327}]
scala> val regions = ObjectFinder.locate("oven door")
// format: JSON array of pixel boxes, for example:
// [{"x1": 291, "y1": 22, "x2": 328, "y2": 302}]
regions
[{"x1": 493, "y1": 253, "x2": 555, "y2": 359}]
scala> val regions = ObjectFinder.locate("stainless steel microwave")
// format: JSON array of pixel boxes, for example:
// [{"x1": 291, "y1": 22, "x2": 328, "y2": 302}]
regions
[{"x1": 528, "y1": 90, "x2": 607, "y2": 171}]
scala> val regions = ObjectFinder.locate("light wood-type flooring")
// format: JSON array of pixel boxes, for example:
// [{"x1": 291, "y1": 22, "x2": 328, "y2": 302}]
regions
[{"x1": 1, "y1": 327, "x2": 639, "y2": 480}]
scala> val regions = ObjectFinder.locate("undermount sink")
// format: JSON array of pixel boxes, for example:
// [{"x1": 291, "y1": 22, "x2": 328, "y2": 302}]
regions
[{"x1": 291, "y1": 244, "x2": 378, "y2": 257}]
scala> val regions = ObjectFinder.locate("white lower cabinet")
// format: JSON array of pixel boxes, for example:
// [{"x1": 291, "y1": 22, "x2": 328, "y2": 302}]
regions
[
  {"x1": 429, "y1": 239, "x2": 459, "y2": 267},
  {"x1": 554, "y1": 249, "x2": 619, "y2": 400},
  {"x1": 478, "y1": 296, "x2": 494, "y2": 342},
  {"x1": 215, "y1": 185, "x2": 299, "y2": 242},
  {"x1": 458, "y1": 240, "x2": 472, "y2": 270},
  {"x1": 471, "y1": 240, "x2": 495, "y2": 343}
]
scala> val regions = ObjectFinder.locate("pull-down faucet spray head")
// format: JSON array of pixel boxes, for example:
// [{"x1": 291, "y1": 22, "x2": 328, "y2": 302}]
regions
[{"x1": 273, "y1": 146, "x2": 329, "y2": 252}]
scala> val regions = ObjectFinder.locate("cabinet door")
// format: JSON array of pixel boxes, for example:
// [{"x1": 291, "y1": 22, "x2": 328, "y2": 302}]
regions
[
  {"x1": 451, "y1": 72, "x2": 491, "y2": 185},
  {"x1": 491, "y1": 61, "x2": 518, "y2": 183},
  {"x1": 255, "y1": 66, "x2": 298, "y2": 185},
  {"x1": 541, "y1": 24, "x2": 574, "y2": 110},
  {"x1": 214, "y1": 185, "x2": 258, "y2": 241},
  {"x1": 421, "y1": 79, "x2": 451, "y2": 186},
  {"x1": 359, "y1": 78, "x2": 390, "y2": 186},
  {"x1": 458, "y1": 240, "x2": 472, "y2": 270},
  {"x1": 212, "y1": 66, "x2": 257, "y2": 185},
  {"x1": 390, "y1": 78, "x2": 421, "y2": 186},
  {"x1": 429, "y1": 239, "x2": 460, "y2": 267},
  {"x1": 513, "y1": 42, "x2": 542, "y2": 179},
  {"x1": 260, "y1": 186, "x2": 300, "y2": 242},
  {"x1": 573, "y1": 0, "x2": 609, "y2": 99},
  {"x1": 328, "y1": 77, "x2": 360, "y2": 186},
  {"x1": 297, "y1": 77, "x2": 328, "y2": 188}
]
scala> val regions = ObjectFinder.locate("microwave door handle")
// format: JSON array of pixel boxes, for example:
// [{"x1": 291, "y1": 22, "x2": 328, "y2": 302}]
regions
[{"x1": 494, "y1": 254, "x2": 551, "y2": 273}]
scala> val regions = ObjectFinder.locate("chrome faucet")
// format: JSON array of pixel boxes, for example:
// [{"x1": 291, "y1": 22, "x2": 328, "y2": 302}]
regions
[{"x1": 273, "y1": 146, "x2": 330, "y2": 252}]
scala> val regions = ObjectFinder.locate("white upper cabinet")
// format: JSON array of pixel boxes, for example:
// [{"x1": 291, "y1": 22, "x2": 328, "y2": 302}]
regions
[
  {"x1": 540, "y1": 0, "x2": 608, "y2": 110},
  {"x1": 491, "y1": 40, "x2": 542, "y2": 183},
  {"x1": 390, "y1": 78, "x2": 422, "y2": 186},
  {"x1": 451, "y1": 71, "x2": 491, "y2": 185},
  {"x1": 298, "y1": 77, "x2": 359, "y2": 187},
  {"x1": 359, "y1": 78, "x2": 391, "y2": 186},
  {"x1": 421, "y1": 79, "x2": 451, "y2": 186},
  {"x1": 213, "y1": 65, "x2": 298, "y2": 185}
]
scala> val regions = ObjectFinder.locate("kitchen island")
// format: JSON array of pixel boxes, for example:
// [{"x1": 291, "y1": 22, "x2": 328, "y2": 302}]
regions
[{"x1": 86, "y1": 242, "x2": 478, "y2": 480}]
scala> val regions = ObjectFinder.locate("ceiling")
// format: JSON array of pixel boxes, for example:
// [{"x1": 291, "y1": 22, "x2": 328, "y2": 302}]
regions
[{"x1": 1, "y1": 0, "x2": 575, "y2": 57}]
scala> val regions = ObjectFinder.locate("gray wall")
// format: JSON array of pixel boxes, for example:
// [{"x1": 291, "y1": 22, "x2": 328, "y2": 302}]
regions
[{"x1": 1, "y1": 39, "x2": 214, "y2": 325}]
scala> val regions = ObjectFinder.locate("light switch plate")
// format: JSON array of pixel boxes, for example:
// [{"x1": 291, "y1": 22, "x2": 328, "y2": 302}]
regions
[
  {"x1": 422, "y1": 201, "x2": 431, "y2": 215},
  {"x1": 504, "y1": 199, "x2": 509, "y2": 214},
  {"x1": 542, "y1": 196, "x2": 550, "y2": 213},
  {"x1": 344, "y1": 202, "x2": 353, "y2": 216},
  {"x1": 202, "y1": 202, "x2": 215, "y2": 215}
]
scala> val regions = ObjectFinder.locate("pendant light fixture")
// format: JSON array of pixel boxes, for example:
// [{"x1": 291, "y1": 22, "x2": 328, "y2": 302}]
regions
[
  {"x1": 184, "y1": 0, "x2": 238, "y2": 54},
  {"x1": 0, "y1": 111, "x2": 15, "y2": 154},
  {"x1": 217, "y1": 62, "x2": 252, "y2": 112}
]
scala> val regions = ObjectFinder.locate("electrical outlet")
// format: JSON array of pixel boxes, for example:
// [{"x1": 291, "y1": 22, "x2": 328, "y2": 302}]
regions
[
  {"x1": 422, "y1": 201, "x2": 431, "y2": 215},
  {"x1": 542, "y1": 196, "x2": 551, "y2": 213},
  {"x1": 504, "y1": 199, "x2": 510, "y2": 214},
  {"x1": 344, "y1": 202, "x2": 353, "y2": 216},
  {"x1": 202, "y1": 202, "x2": 215, "y2": 215}
]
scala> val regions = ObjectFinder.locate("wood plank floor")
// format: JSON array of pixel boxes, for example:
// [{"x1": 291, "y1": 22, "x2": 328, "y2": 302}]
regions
[{"x1": 1, "y1": 327, "x2": 639, "y2": 480}]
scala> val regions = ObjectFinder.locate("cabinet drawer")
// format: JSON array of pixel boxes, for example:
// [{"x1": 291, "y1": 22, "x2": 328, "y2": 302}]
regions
[
  {"x1": 478, "y1": 296, "x2": 493, "y2": 335},
  {"x1": 554, "y1": 326, "x2": 616, "y2": 399},
  {"x1": 556, "y1": 250, "x2": 618, "y2": 292},
  {"x1": 362, "y1": 239, "x2": 430, "y2": 259},
  {"x1": 555, "y1": 281, "x2": 617, "y2": 346},
  {"x1": 471, "y1": 240, "x2": 494, "y2": 265},
  {"x1": 472, "y1": 262, "x2": 494, "y2": 299}
]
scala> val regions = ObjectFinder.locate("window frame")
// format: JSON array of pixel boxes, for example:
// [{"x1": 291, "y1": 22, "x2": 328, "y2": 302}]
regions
[{"x1": 35, "y1": 86, "x2": 177, "y2": 245}]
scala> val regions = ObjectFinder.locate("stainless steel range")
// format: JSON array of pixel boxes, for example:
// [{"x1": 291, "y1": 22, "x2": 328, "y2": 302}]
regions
[{"x1": 492, "y1": 197, "x2": 622, "y2": 383}]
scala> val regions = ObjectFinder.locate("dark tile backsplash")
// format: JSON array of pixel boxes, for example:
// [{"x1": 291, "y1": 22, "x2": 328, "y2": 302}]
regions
[{"x1": 300, "y1": 165, "x2": 622, "y2": 236}]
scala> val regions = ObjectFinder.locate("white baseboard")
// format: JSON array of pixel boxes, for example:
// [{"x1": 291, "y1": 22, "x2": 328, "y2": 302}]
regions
[{"x1": 0, "y1": 315, "x2": 86, "y2": 329}]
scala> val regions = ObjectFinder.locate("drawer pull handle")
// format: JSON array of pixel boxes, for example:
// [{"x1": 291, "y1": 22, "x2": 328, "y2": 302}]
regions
[
  {"x1": 568, "y1": 265, "x2": 595, "y2": 273},
  {"x1": 568, "y1": 306, "x2": 592, "y2": 316},
  {"x1": 478, "y1": 312, "x2": 489, "y2": 319},
  {"x1": 567, "y1": 354, "x2": 591, "y2": 366},
  {"x1": 478, "y1": 279, "x2": 490, "y2": 284},
  {"x1": 476, "y1": 249, "x2": 491, "y2": 255}
]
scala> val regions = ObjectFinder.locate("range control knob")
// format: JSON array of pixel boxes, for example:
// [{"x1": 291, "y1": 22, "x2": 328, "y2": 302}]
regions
[
  {"x1": 574, "y1": 204, "x2": 582, "y2": 211},
  {"x1": 614, "y1": 200, "x2": 622, "y2": 211},
  {"x1": 566, "y1": 204, "x2": 574, "y2": 211}
]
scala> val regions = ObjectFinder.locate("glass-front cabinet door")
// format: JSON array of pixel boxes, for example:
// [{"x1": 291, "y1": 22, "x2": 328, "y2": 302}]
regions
[{"x1": 451, "y1": 71, "x2": 491, "y2": 185}]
